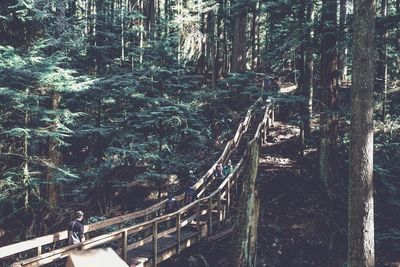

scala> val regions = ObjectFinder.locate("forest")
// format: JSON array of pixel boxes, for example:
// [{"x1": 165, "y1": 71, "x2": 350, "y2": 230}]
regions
[{"x1": 0, "y1": 0, "x2": 399, "y2": 266}]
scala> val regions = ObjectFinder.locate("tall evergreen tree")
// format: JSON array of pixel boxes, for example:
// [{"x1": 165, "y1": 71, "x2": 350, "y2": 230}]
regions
[
  {"x1": 348, "y1": 0, "x2": 376, "y2": 265},
  {"x1": 319, "y1": 0, "x2": 338, "y2": 195},
  {"x1": 231, "y1": 1, "x2": 247, "y2": 73}
]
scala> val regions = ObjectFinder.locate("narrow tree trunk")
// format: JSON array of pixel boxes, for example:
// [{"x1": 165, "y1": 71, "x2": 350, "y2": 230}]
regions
[
  {"x1": 140, "y1": 0, "x2": 144, "y2": 67},
  {"x1": 96, "y1": 0, "x2": 106, "y2": 75},
  {"x1": 145, "y1": 0, "x2": 155, "y2": 34},
  {"x1": 47, "y1": 93, "x2": 62, "y2": 207},
  {"x1": 23, "y1": 100, "x2": 31, "y2": 237},
  {"x1": 46, "y1": 0, "x2": 66, "y2": 207},
  {"x1": 231, "y1": 139, "x2": 260, "y2": 267},
  {"x1": 348, "y1": 0, "x2": 375, "y2": 265},
  {"x1": 208, "y1": 11, "x2": 216, "y2": 89},
  {"x1": 197, "y1": 10, "x2": 206, "y2": 74},
  {"x1": 255, "y1": 0, "x2": 261, "y2": 70},
  {"x1": 23, "y1": 88, "x2": 30, "y2": 212},
  {"x1": 250, "y1": 4, "x2": 258, "y2": 70},
  {"x1": 206, "y1": 11, "x2": 212, "y2": 72},
  {"x1": 377, "y1": 0, "x2": 388, "y2": 121},
  {"x1": 121, "y1": 0, "x2": 125, "y2": 63},
  {"x1": 319, "y1": 0, "x2": 338, "y2": 195},
  {"x1": 231, "y1": 6, "x2": 247, "y2": 73},
  {"x1": 298, "y1": 1, "x2": 305, "y2": 88},
  {"x1": 397, "y1": 0, "x2": 400, "y2": 79},
  {"x1": 303, "y1": 0, "x2": 314, "y2": 139},
  {"x1": 216, "y1": 0, "x2": 223, "y2": 77},
  {"x1": 337, "y1": 0, "x2": 348, "y2": 83},
  {"x1": 223, "y1": 0, "x2": 229, "y2": 74},
  {"x1": 164, "y1": 0, "x2": 169, "y2": 36}
]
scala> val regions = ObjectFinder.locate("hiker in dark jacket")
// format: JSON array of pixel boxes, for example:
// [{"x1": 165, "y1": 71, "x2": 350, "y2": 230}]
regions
[
  {"x1": 184, "y1": 186, "x2": 196, "y2": 205},
  {"x1": 214, "y1": 163, "x2": 225, "y2": 180},
  {"x1": 166, "y1": 194, "x2": 178, "y2": 213},
  {"x1": 68, "y1": 210, "x2": 85, "y2": 245}
]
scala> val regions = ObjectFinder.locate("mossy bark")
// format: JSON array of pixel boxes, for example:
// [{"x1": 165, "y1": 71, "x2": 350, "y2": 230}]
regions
[
  {"x1": 348, "y1": 0, "x2": 375, "y2": 266},
  {"x1": 231, "y1": 139, "x2": 260, "y2": 267}
]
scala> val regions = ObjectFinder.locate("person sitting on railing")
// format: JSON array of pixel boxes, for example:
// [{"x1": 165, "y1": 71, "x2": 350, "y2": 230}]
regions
[
  {"x1": 68, "y1": 210, "x2": 85, "y2": 245},
  {"x1": 214, "y1": 162, "x2": 225, "y2": 180},
  {"x1": 184, "y1": 186, "x2": 197, "y2": 205},
  {"x1": 223, "y1": 159, "x2": 234, "y2": 177}
]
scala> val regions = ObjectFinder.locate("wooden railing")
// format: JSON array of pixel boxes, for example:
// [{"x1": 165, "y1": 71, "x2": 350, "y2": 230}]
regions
[{"x1": 0, "y1": 98, "x2": 274, "y2": 266}]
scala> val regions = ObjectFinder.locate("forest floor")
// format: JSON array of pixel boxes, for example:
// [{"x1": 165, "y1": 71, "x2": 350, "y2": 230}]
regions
[{"x1": 256, "y1": 121, "x2": 348, "y2": 267}]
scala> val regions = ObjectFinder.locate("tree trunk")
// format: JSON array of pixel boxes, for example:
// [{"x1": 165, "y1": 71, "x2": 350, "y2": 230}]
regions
[
  {"x1": 231, "y1": 139, "x2": 260, "y2": 267},
  {"x1": 303, "y1": 0, "x2": 314, "y2": 139},
  {"x1": 337, "y1": 0, "x2": 348, "y2": 83},
  {"x1": 231, "y1": 6, "x2": 247, "y2": 73},
  {"x1": 216, "y1": 0, "x2": 223, "y2": 77},
  {"x1": 197, "y1": 11, "x2": 206, "y2": 74},
  {"x1": 208, "y1": 11, "x2": 216, "y2": 89},
  {"x1": 67, "y1": 0, "x2": 76, "y2": 17},
  {"x1": 298, "y1": 1, "x2": 305, "y2": 88},
  {"x1": 96, "y1": 0, "x2": 107, "y2": 75},
  {"x1": 46, "y1": 0, "x2": 66, "y2": 207},
  {"x1": 348, "y1": 0, "x2": 375, "y2": 265},
  {"x1": 255, "y1": 0, "x2": 261, "y2": 70},
  {"x1": 250, "y1": 4, "x2": 258, "y2": 70},
  {"x1": 376, "y1": 0, "x2": 388, "y2": 121},
  {"x1": 223, "y1": 0, "x2": 229, "y2": 74},
  {"x1": 397, "y1": 0, "x2": 400, "y2": 79},
  {"x1": 121, "y1": 0, "x2": 125, "y2": 63},
  {"x1": 146, "y1": 0, "x2": 155, "y2": 36},
  {"x1": 319, "y1": 0, "x2": 338, "y2": 195},
  {"x1": 47, "y1": 93, "x2": 62, "y2": 207}
]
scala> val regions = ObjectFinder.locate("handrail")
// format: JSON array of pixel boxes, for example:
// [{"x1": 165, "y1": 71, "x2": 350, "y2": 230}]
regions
[
  {"x1": 11, "y1": 98, "x2": 275, "y2": 267},
  {"x1": 1, "y1": 97, "x2": 264, "y2": 264}
]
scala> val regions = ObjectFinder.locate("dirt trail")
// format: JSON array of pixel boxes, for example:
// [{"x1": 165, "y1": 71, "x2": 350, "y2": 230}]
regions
[{"x1": 257, "y1": 121, "x2": 347, "y2": 267}]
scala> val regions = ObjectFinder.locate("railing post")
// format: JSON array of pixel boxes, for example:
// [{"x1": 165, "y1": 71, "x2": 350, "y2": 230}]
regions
[
  {"x1": 271, "y1": 105, "x2": 275, "y2": 127},
  {"x1": 264, "y1": 122, "x2": 267, "y2": 144},
  {"x1": 176, "y1": 213, "x2": 181, "y2": 254},
  {"x1": 153, "y1": 221, "x2": 158, "y2": 267},
  {"x1": 144, "y1": 214, "x2": 150, "y2": 238},
  {"x1": 227, "y1": 178, "x2": 231, "y2": 218},
  {"x1": 196, "y1": 201, "x2": 201, "y2": 232},
  {"x1": 235, "y1": 170, "x2": 239, "y2": 195},
  {"x1": 208, "y1": 196, "x2": 213, "y2": 236},
  {"x1": 121, "y1": 229, "x2": 128, "y2": 261},
  {"x1": 36, "y1": 245, "x2": 42, "y2": 256},
  {"x1": 217, "y1": 191, "x2": 222, "y2": 231}
]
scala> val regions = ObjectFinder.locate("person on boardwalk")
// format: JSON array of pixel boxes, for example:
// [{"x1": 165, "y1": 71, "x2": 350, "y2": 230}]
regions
[
  {"x1": 214, "y1": 162, "x2": 225, "y2": 180},
  {"x1": 223, "y1": 159, "x2": 234, "y2": 177},
  {"x1": 263, "y1": 77, "x2": 272, "y2": 92},
  {"x1": 165, "y1": 194, "x2": 178, "y2": 213},
  {"x1": 68, "y1": 210, "x2": 85, "y2": 245},
  {"x1": 184, "y1": 186, "x2": 196, "y2": 205}
]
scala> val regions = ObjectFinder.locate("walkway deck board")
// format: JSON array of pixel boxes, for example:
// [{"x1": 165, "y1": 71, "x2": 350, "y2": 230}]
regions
[{"x1": 127, "y1": 229, "x2": 198, "y2": 265}]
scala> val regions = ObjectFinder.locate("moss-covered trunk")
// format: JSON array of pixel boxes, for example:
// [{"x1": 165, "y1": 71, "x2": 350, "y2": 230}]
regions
[{"x1": 231, "y1": 139, "x2": 260, "y2": 267}]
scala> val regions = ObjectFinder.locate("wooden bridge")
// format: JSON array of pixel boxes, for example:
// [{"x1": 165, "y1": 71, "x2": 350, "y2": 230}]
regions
[{"x1": 0, "y1": 96, "x2": 276, "y2": 267}]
